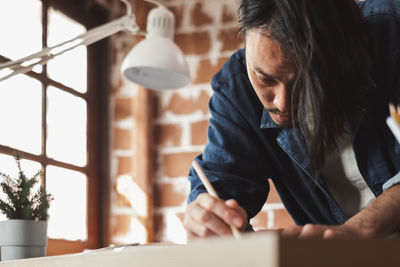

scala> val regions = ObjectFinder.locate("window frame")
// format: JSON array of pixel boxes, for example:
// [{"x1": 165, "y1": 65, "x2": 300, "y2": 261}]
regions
[{"x1": 0, "y1": 0, "x2": 110, "y2": 255}]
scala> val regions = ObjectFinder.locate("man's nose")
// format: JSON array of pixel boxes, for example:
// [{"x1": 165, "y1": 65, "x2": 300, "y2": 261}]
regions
[{"x1": 273, "y1": 84, "x2": 289, "y2": 113}]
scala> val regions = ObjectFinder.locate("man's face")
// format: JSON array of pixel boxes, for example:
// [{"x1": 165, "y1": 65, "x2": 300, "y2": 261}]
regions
[{"x1": 245, "y1": 29, "x2": 297, "y2": 127}]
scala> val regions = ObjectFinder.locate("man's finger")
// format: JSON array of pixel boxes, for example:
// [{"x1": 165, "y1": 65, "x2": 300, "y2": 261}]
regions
[
  {"x1": 186, "y1": 228, "x2": 199, "y2": 241},
  {"x1": 225, "y1": 199, "x2": 239, "y2": 208},
  {"x1": 197, "y1": 194, "x2": 245, "y2": 228},
  {"x1": 190, "y1": 202, "x2": 233, "y2": 236},
  {"x1": 225, "y1": 199, "x2": 248, "y2": 230},
  {"x1": 184, "y1": 204, "x2": 216, "y2": 238},
  {"x1": 281, "y1": 225, "x2": 303, "y2": 238},
  {"x1": 298, "y1": 224, "x2": 327, "y2": 239},
  {"x1": 323, "y1": 227, "x2": 352, "y2": 240}
]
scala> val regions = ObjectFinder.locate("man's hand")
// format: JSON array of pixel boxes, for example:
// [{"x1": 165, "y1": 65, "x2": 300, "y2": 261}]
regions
[
  {"x1": 281, "y1": 223, "x2": 361, "y2": 239},
  {"x1": 281, "y1": 184, "x2": 400, "y2": 239},
  {"x1": 184, "y1": 193, "x2": 247, "y2": 240}
]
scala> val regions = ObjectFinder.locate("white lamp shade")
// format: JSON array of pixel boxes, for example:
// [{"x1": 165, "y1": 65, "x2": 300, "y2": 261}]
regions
[{"x1": 121, "y1": 36, "x2": 190, "y2": 90}]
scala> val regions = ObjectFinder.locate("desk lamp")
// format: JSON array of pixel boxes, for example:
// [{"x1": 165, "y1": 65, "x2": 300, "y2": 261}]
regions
[{"x1": 0, "y1": 0, "x2": 190, "y2": 90}]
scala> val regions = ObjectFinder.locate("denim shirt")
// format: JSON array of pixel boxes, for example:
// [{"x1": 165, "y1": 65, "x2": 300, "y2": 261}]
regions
[{"x1": 187, "y1": 0, "x2": 400, "y2": 226}]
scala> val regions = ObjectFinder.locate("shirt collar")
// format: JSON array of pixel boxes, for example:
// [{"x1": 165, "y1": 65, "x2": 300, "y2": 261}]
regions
[{"x1": 260, "y1": 108, "x2": 278, "y2": 129}]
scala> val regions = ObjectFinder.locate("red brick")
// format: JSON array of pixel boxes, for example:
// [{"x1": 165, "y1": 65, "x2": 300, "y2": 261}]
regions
[
  {"x1": 111, "y1": 214, "x2": 131, "y2": 237},
  {"x1": 152, "y1": 93, "x2": 161, "y2": 120},
  {"x1": 222, "y1": 4, "x2": 237, "y2": 23},
  {"x1": 250, "y1": 210, "x2": 268, "y2": 230},
  {"x1": 218, "y1": 27, "x2": 244, "y2": 52},
  {"x1": 154, "y1": 124, "x2": 183, "y2": 147},
  {"x1": 114, "y1": 128, "x2": 132, "y2": 150},
  {"x1": 169, "y1": 5, "x2": 184, "y2": 30},
  {"x1": 267, "y1": 180, "x2": 281, "y2": 203},
  {"x1": 194, "y1": 57, "x2": 229, "y2": 84},
  {"x1": 122, "y1": 35, "x2": 145, "y2": 57},
  {"x1": 162, "y1": 152, "x2": 200, "y2": 177},
  {"x1": 165, "y1": 90, "x2": 210, "y2": 115},
  {"x1": 154, "y1": 183, "x2": 187, "y2": 207},
  {"x1": 112, "y1": 78, "x2": 123, "y2": 94},
  {"x1": 131, "y1": 35, "x2": 146, "y2": 49},
  {"x1": 135, "y1": 2, "x2": 152, "y2": 30},
  {"x1": 191, "y1": 3, "x2": 213, "y2": 27},
  {"x1": 117, "y1": 156, "x2": 134, "y2": 175},
  {"x1": 111, "y1": 34, "x2": 144, "y2": 67},
  {"x1": 175, "y1": 32, "x2": 211, "y2": 55},
  {"x1": 114, "y1": 97, "x2": 133, "y2": 122},
  {"x1": 117, "y1": 192, "x2": 131, "y2": 207},
  {"x1": 275, "y1": 209, "x2": 295, "y2": 229},
  {"x1": 191, "y1": 120, "x2": 209, "y2": 146}
]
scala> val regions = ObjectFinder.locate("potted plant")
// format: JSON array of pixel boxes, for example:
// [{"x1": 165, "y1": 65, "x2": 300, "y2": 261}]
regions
[{"x1": 0, "y1": 153, "x2": 53, "y2": 261}]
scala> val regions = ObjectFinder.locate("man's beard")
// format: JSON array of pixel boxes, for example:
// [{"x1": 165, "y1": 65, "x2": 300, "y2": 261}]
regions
[{"x1": 266, "y1": 108, "x2": 294, "y2": 128}]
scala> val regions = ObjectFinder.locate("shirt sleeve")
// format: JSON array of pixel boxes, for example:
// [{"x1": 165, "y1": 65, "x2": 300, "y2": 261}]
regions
[
  {"x1": 382, "y1": 172, "x2": 400, "y2": 192},
  {"x1": 187, "y1": 77, "x2": 271, "y2": 219}
]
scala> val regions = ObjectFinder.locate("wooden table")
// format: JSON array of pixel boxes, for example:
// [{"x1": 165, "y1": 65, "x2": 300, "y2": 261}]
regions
[{"x1": 1, "y1": 232, "x2": 399, "y2": 267}]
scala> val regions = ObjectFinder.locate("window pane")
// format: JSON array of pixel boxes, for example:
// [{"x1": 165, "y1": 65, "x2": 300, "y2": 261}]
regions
[
  {"x1": 47, "y1": 86, "x2": 87, "y2": 166},
  {"x1": 47, "y1": 8, "x2": 87, "y2": 93},
  {"x1": 46, "y1": 165, "x2": 87, "y2": 241},
  {"x1": 0, "y1": 153, "x2": 42, "y2": 221},
  {"x1": 0, "y1": 76, "x2": 42, "y2": 154},
  {"x1": 0, "y1": 0, "x2": 42, "y2": 60}
]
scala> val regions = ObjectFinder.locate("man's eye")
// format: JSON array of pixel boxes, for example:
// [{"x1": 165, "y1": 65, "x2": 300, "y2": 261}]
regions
[{"x1": 259, "y1": 77, "x2": 277, "y2": 85}]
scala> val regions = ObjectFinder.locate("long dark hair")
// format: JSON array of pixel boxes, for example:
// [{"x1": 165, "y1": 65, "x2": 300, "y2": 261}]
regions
[{"x1": 239, "y1": 0, "x2": 370, "y2": 171}]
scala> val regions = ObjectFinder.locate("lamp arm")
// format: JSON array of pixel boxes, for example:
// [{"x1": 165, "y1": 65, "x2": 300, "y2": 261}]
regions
[
  {"x1": 0, "y1": 55, "x2": 54, "y2": 82},
  {"x1": 0, "y1": 13, "x2": 139, "y2": 82}
]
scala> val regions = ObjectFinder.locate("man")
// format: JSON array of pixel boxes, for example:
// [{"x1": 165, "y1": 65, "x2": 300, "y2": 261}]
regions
[{"x1": 184, "y1": 0, "x2": 400, "y2": 240}]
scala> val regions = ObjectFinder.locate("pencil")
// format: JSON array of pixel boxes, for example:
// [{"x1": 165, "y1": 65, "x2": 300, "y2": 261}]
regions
[
  {"x1": 389, "y1": 102, "x2": 396, "y2": 117},
  {"x1": 387, "y1": 103, "x2": 400, "y2": 144},
  {"x1": 191, "y1": 160, "x2": 242, "y2": 239},
  {"x1": 389, "y1": 103, "x2": 400, "y2": 124}
]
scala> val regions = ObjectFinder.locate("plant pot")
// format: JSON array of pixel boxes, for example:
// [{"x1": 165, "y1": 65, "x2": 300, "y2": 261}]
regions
[{"x1": 0, "y1": 219, "x2": 47, "y2": 261}]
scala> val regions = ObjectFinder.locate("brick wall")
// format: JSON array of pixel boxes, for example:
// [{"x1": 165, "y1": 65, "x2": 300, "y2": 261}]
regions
[{"x1": 108, "y1": 0, "x2": 294, "y2": 245}]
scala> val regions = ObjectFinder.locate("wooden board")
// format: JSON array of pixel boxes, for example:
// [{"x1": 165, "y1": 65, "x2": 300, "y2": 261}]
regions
[{"x1": 1, "y1": 232, "x2": 399, "y2": 267}]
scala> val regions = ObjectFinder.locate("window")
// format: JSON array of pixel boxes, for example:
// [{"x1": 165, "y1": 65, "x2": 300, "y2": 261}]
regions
[{"x1": 0, "y1": 0, "x2": 110, "y2": 255}]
